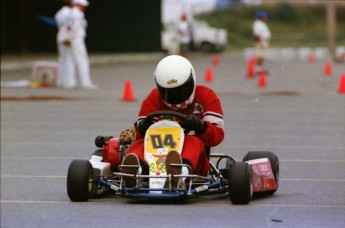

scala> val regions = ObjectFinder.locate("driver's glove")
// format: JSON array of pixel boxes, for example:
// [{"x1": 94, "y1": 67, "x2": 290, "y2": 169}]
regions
[
  {"x1": 180, "y1": 114, "x2": 207, "y2": 135},
  {"x1": 138, "y1": 119, "x2": 152, "y2": 136}
]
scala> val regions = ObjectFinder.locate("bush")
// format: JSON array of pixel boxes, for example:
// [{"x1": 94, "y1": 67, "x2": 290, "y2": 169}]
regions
[
  {"x1": 196, "y1": 4, "x2": 345, "y2": 50},
  {"x1": 272, "y1": 3, "x2": 299, "y2": 22}
]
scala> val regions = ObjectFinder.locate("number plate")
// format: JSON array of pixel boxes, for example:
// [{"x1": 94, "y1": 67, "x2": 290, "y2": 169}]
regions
[
  {"x1": 145, "y1": 127, "x2": 183, "y2": 153},
  {"x1": 144, "y1": 127, "x2": 184, "y2": 176}
]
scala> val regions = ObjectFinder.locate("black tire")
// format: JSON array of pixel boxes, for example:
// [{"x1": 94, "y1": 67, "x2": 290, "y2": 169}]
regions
[
  {"x1": 242, "y1": 151, "x2": 279, "y2": 195},
  {"x1": 228, "y1": 162, "x2": 253, "y2": 204},
  {"x1": 199, "y1": 42, "x2": 214, "y2": 52},
  {"x1": 67, "y1": 160, "x2": 94, "y2": 202}
]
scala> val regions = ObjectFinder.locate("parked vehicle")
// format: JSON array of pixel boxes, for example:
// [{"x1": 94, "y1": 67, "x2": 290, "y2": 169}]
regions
[{"x1": 162, "y1": 20, "x2": 228, "y2": 53}]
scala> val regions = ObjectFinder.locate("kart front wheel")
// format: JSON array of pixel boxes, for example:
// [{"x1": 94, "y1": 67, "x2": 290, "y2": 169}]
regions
[
  {"x1": 67, "y1": 159, "x2": 94, "y2": 202},
  {"x1": 228, "y1": 162, "x2": 252, "y2": 204}
]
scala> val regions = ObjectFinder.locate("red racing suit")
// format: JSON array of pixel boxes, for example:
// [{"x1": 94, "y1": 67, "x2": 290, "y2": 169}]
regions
[{"x1": 126, "y1": 85, "x2": 224, "y2": 176}]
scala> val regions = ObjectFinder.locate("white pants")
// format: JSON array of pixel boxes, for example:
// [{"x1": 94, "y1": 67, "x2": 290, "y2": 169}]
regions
[
  {"x1": 255, "y1": 40, "x2": 269, "y2": 59},
  {"x1": 57, "y1": 39, "x2": 93, "y2": 88}
]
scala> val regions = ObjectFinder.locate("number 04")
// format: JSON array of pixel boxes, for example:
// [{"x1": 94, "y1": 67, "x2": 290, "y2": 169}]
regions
[{"x1": 150, "y1": 134, "x2": 176, "y2": 149}]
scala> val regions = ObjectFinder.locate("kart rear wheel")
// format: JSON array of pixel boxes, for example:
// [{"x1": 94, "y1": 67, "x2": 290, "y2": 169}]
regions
[
  {"x1": 228, "y1": 162, "x2": 252, "y2": 204},
  {"x1": 67, "y1": 159, "x2": 94, "y2": 202},
  {"x1": 243, "y1": 151, "x2": 279, "y2": 195}
]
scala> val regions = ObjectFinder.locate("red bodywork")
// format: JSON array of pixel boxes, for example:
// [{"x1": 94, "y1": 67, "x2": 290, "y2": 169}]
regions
[
  {"x1": 247, "y1": 158, "x2": 278, "y2": 193},
  {"x1": 102, "y1": 138, "x2": 122, "y2": 170},
  {"x1": 100, "y1": 137, "x2": 278, "y2": 193}
]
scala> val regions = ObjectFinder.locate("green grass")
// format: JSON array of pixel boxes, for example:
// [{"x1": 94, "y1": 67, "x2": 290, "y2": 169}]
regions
[{"x1": 196, "y1": 3, "x2": 345, "y2": 51}]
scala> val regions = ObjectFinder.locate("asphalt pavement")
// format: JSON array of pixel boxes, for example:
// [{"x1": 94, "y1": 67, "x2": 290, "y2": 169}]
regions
[{"x1": 1, "y1": 51, "x2": 345, "y2": 227}]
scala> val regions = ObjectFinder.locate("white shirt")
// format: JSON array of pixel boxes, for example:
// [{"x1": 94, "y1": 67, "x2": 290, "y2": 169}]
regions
[
  {"x1": 55, "y1": 6, "x2": 87, "y2": 43},
  {"x1": 253, "y1": 19, "x2": 271, "y2": 41},
  {"x1": 178, "y1": 21, "x2": 191, "y2": 44}
]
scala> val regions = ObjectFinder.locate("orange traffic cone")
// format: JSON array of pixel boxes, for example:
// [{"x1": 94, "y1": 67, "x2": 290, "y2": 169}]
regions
[
  {"x1": 205, "y1": 67, "x2": 214, "y2": 82},
  {"x1": 246, "y1": 57, "x2": 256, "y2": 78},
  {"x1": 212, "y1": 55, "x2": 219, "y2": 66},
  {"x1": 258, "y1": 71, "x2": 267, "y2": 88},
  {"x1": 122, "y1": 80, "x2": 135, "y2": 101},
  {"x1": 308, "y1": 53, "x2": 315, "y2": 63},
  {"x1": 338, "y1": 74, "x2": 345, "y2": 93},
  {"x1": 324, "y1": 61, "x2": 332, "y2": 76}
]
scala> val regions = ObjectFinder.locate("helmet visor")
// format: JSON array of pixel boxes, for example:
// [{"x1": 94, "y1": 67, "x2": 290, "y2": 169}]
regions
[{"x1": 156, "y1": 72, "x2": 195, "y2": 105}]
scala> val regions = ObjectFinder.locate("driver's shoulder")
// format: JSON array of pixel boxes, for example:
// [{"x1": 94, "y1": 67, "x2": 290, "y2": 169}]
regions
[{"x1": 195, "y1": 85, "x2": 217, "y2": 98}]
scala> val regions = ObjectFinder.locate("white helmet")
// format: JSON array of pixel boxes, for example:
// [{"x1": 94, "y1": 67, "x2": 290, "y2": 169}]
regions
[{"x1": 154, "y1": 55, "x2": 196, "y2": 110}]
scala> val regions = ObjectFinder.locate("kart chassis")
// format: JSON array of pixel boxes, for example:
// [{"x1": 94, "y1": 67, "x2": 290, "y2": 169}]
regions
[{"x1": 67, "y1": 110, "x2": 279, "y2": 204}]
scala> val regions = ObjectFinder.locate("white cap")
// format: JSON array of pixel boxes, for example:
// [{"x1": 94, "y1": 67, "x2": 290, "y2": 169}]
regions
[{"x1": 73, "y1": 0, "x2": 89, "y2": 6}]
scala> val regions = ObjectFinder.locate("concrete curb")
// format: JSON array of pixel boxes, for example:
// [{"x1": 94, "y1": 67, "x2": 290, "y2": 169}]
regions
[{"x1": 1, "y1": 52, "x2": 166, "y2": 73}]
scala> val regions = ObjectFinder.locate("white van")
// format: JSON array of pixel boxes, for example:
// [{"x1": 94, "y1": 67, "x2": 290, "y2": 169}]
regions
[{"x1": 162, "y1": 20, "x2": 228, "y2": 53}]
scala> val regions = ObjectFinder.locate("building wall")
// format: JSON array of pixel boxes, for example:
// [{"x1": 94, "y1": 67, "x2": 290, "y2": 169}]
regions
[{"x1": 1, "y1": 0, "x2": 161, "y2": 54}]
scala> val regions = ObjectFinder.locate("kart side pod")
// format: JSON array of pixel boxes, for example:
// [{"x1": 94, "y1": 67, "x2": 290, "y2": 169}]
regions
[
  {"x1": 247, "y1": 158, "x2": 278, "y2": 193},
  {"x1": 101, "y1": 137, "x2": 122, "y2": 170}
]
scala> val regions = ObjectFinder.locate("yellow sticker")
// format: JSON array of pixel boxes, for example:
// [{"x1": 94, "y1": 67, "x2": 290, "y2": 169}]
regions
[
  {"x1": 145, "y1": 127, "x2": 183, "y2": 154},
  {"x1": 145, "y1": 127, "x2": 183, "y2": 175}
]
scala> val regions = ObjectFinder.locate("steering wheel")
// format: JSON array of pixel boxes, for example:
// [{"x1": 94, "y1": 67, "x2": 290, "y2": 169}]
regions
[{"x1": 144, "y1": 110, "x2": 190, "y2": 135}]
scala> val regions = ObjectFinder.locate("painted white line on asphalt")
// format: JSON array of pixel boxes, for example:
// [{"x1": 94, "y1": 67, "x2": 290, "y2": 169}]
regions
[
  {"x1": 2, "y1": 156, "x2": 86, "y2": 160},
  {"x1": 281, "y1": 159, "x2": 345, "y2": 163},
  {"x1": 249, "y1": 204, "x2": 345, "y2": 209},
  {"x1": 2, "y1": 142, "x2": 89, "y2": 145},
  {"x1": 281, "y1": 178, "x2": 345, "y2": 182},
  {"x1": 1, "y1": 175, "x2": 66, "y2": 178},
  {"x1": 2, "y1": 157, "x2": 345, "y2": 164},
  {"x1": 1, "y1": 130, "x2": 92, "y2": 135},
  {"x1": 2, "y1": 121, "x2": 345, "y2": 130},
  {"x1": 1, "y1": 200, "x2": 70, "y2": 204},
  {"x1": 1, "y1": 175, "x2": 344, "y2": 182},
  {"x1": 1, "y1": 200, "x2": 344, "y2": 209},
  {"x1": 3, "y1": 131, "x2": 344, "y2": 140},
  {"x1": 2, "y1": 142, "x2": 345, "y2": 151},
  {"x1": 230, "y1": 135, "x2": 345, "y2": 140},
  {"x1": 224, "y1": 145, "x2": 345, "y2": 150}
]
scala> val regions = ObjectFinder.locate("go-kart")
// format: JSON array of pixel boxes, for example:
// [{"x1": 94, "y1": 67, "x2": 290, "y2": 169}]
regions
[{"x1": 67, "y1": 110, "x2": 279, "y2": 204}]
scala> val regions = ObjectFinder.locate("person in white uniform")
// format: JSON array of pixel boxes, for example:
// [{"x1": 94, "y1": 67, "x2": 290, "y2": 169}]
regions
[
  {"x1": 55, "y1": 0, "x2": 97, "y2": 89},
  {"x1": 177, "y1": 13, "x2": 191, "y2": 58},
  {"x1": 252, "y1": 10, "x2": 271, "y2": 74}
]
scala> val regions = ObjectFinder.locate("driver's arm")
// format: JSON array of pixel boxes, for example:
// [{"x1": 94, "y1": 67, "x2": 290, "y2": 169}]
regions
[
  {"x1": 135, "y1": 89, "x2": 161, "y2": 139},
  {"x1": 197, "y1": 89, "x2": 224, "y2": 147}
]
